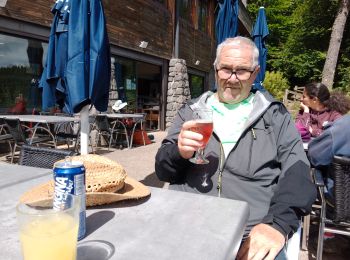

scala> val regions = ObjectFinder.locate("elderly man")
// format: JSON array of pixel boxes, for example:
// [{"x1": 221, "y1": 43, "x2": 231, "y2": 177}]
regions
[{"x1": 155, "y1": 36, "x2": 316, "y2": 259}]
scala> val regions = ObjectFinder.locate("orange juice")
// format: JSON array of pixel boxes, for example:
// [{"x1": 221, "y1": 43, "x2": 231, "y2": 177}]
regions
[{"x1": 20, "y1": 213, "x2": 78, "y2": 260}]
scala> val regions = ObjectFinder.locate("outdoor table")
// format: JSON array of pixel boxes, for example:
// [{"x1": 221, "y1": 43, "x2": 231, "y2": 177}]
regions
[
  {"x1": 0, "y1": 163, "x2": 249, "y2": 260},
  {"x1": 0, "y1": 114, "x2": 78, "y2": 125},
  {"x1": 0, "y1": 114, "x2": 79, "y2": 147},
  {"x1": 96, "y1": 113, "x2": 145, "y2": 148},
  {"x1": 99, "y1": 113, "x2": 144, "y2": 120}
]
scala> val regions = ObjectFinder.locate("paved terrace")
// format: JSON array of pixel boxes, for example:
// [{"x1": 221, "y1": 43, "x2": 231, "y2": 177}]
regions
[{"x1": 0, "y1": 131, "x2": 348, "y2": 259}]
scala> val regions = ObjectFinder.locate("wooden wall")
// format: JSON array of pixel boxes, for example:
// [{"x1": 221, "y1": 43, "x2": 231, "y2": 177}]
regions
[
  {"x1": 179, "y1": 20, "x2": 215, "y2": 71},
  {"x1": 177, "y1": 0, "x2": 216, "y2": 72},
  {"x1": 0, "y1": 0, "x2": 52, "y2": 26},
  {"x1": 104, "y1": 0, "x2": 173, "y2": 60},
  {"x1": 0, "y1": 0, "x2": 219, "y2": 72}
]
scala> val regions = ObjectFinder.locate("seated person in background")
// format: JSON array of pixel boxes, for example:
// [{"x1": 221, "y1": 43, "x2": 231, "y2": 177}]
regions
[
  {"x1": 308, "y1": 114, "x2": 350, "y2": 204},
  {"x1": 155, "y1": 36, "x2": 316, "y2": 260},
  {"x1": 296, "y1": 83, "x2": 350, "y2": 138}
]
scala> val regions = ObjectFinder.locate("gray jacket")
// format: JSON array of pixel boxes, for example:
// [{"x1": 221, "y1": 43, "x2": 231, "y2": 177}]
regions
[{"x1": 156, "y1": 91, "x2": 316, "y2": 238}]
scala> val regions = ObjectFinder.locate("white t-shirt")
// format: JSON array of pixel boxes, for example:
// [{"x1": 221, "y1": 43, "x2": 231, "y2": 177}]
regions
[{"x1": 207, "y1": 93, "x2": 255, "y2": 158}]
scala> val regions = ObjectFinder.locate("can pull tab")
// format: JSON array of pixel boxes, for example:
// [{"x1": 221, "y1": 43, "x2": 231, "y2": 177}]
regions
[{"x1": 64, "y1": 156, "x2": 72, "y2": 166}]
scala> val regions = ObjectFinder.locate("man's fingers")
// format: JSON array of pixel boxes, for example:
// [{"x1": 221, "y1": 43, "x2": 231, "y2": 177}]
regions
[
  {"x1": 178, "y1": 121, "x2": 206, "y2": 159},
  {"x1": 182, "y1": 120, "x2": 200, "y2": 130},
  {"x1": 250, "y1": 246, "x2": 269, "y2": 260},
  {"x1": 263, "y1": 248, "x2": 281, "y2": 260},
  {"x1": 180, "y1": 129, "x2": 203, "y2": 142}
]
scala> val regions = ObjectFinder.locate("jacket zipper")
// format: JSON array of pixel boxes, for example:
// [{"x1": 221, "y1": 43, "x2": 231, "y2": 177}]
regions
[
  {"x1": 246, "y1": 128, "x2": 256, "y2": 172},
  {"x1": 217, "y1": 142, "x2": 225, "y2": 197}
]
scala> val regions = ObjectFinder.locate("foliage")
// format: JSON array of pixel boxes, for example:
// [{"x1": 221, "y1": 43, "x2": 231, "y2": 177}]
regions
[
  {"x1": 335, "y1": 28, "x2": 350, "y2": 91},
  {"x1": 263, "y1": 71, "x2": 290, "y2": 101},
  {"x1": 247, "y1": 0, "x2": 350, "y2": 93}
]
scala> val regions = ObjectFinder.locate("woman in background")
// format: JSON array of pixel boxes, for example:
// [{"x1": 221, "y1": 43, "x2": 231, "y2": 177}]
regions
[{"x1": 296, "y1": 82, "x2": 350, "y2": 138}]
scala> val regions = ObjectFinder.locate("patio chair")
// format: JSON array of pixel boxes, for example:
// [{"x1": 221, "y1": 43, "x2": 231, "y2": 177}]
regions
[
  {"x1": 129, "y1": 113, "x2": 147, "y2": 148},
  {"x1": 19, "y1": 144, "x2": 76, "y2": 169},
  {"x1": 314, "y1": 156, "x2": 350, "y2": 260},
  {"x1": 4, "y1": 118, "x2": 55, "y2": 163},
  {"x1": 0, "y1": 121, "x2": 13, "y2": 156},
  {"x1": 93, "y1": 115, "x2": 129, "y2": 150},
  {"x1": 54, "y1": 114, "x2": 80, "y2": 151},
  {"x1": 39, "y1": 111, "x2": 52, "y2": 115}
]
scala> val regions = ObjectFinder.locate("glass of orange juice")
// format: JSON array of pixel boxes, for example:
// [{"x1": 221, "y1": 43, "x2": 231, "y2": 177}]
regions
[{"x1": 16, "y1": 194, "x2": 80, "y2": 260}]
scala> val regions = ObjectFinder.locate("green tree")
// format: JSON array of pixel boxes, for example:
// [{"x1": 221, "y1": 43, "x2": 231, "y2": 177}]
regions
[
  {"x1": 322, "y1": 0, "x2": 350, "y2": 89},
  {"x1": 263, "y1": 71, "x2": 290, "y2": 101},
  {"x1": 247, "y1": 0, "x2": 350, "y2": 91}
]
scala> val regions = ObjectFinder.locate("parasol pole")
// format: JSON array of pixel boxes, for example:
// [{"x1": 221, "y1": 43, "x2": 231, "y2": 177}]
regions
[{"x1": 80, "y1": 105, "x2": 89, "y2": 155}]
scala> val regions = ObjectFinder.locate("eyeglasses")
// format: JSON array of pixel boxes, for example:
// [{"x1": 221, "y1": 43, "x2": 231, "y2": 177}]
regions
[{"x1": 217, "y1": 68, "x2": 255, "y2": 80}]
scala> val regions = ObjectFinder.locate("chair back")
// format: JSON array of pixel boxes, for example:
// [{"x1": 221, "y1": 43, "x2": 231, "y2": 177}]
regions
[
  {"x1": 4, "y1": 118, "x2": 27, "y2": 144},
  {"x1": 39, "y1": 112, "x2": 51, "y2": 115},
  {"x1": 19, "y1": 145, "x2": 76, "y2": 169},
  {"x1": 94, "y1": 115, "x2": 110, "y2": 132},
  {"x1": 0, "y1": 122, "x2": 13, "y2": 142},
  {"x1": 331, "y1": 155, "x2": 350, "y2": 222},
  {"x1": 54, "y1": 112, "x2": 72, "y2": 117}
]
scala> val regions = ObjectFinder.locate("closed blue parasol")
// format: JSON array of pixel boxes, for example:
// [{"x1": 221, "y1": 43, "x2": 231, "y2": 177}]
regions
[
  {"x1": 40, "y1": 0, "x2": 111, "y2": 154},
  {"x1": 252, "y1": 7, "x2": 269, "y2": 91},
  {"x1": 216, "y1": 0, "x2": 239, "y2": 45}
]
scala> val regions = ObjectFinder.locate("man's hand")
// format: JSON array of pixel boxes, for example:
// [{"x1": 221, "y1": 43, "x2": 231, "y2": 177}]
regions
[
  {"x1": 237, "y1": 224, "x2": 285, "y2": 260},
  {"x1": 178, "y1": 120, "x2": 204, "y2": 159}
]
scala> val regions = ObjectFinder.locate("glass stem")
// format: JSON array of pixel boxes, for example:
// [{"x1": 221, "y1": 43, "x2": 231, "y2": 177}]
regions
[{"x1": 197, "y1": 148, "x2": 204, "y2": 160}]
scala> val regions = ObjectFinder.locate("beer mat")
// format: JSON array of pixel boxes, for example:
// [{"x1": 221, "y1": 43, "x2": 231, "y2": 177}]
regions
[
  {"x1": 55, "y1": 154, "x2": 127, "y2": 193},
  {"x1": 20, "y1": 177, "x2": 150, "y2": 207}
]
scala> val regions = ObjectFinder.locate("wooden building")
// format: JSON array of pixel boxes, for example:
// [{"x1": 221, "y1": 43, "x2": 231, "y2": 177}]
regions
[{"x1": 0, "y1": 0, "x2": 252, "y2": 130}]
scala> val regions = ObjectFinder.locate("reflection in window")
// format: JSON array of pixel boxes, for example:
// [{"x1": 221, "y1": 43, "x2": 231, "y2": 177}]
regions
[
  {"x1": 113, "y1": 56, "x2": 137, "y2": 111},
  {"x1": 179, "y1": 0, "x2": 192, "y2": 22},
  {"x1": 113, "y1": 56, "x2": 161, "y2": 115},
  {"x1": 190, "y1": 74, "x2": 204, "y2": 98},
  {"x1": 0, "y1": 34, "x2": 48, "y2": 113},
  {"x1": 198, "y1": 0, "x2": 208, "y2": 32}
]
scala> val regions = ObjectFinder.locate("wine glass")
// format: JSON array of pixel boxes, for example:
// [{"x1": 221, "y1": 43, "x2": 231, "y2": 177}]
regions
[{"x1": 189, "y1": 108, "x2": 213, "y2": 165}]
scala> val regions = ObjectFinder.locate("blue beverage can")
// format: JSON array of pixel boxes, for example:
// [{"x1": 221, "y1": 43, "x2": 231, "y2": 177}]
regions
[{"x1": 53, "y1": 158, "x2": 86, "y2": 240}]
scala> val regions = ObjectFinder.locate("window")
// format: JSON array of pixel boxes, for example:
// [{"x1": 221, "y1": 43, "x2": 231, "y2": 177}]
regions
[
  {"x1": 189, "y1": 74, "x2": 204, "y2": 98},
  {"x1": 0, "y1": 34, "x2": 48, "y2": 113},
  {"x1": 112, "y1": 56, "x2": 161, "y2": 114},
  {"x1": 198, "y1": 0, "x2": 208, "y2": 32},
  {"x1": 113, "y1": 57, "x2": 137, "y2": 111}
]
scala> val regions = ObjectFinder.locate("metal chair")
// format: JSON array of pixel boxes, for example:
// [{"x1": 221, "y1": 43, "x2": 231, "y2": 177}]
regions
[
  {"x1": 39, "y1": 111, "x2": 52, "y2": 115},
  {"x1": 0, "y1": 121, "x2": 13, "y2": 156},
  {"x1": 93, "y1": 115, "x2": 129, "y2": 150},
  {"x1": 314, "y1": 156, "x2": 350, "y2": 260},
  {"x1": 4, "y1": 118, "x2": 55, "y2": 163},
  {"x1": 19, "y1": 144, "x2": 76, "y2": 169},
  {"x1": 129, "y1": 113, "x2": 147, "y2": 148},
  {"x1": 54, "y1": 114, "x2": 80, "y2": 151}
]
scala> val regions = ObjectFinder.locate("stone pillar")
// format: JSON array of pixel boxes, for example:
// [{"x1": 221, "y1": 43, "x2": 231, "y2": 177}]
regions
[
  {"x1": 108, "y1": 57, "x2": 118, "y2": 113},
  {"x1": 166, "y1": 59, "x2": 191, "y2": 129}
]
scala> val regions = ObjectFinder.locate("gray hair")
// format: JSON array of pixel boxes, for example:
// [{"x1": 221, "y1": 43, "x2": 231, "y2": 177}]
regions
[{"x1": 213, "y1": 36, "x2": 259, "y2": 70}]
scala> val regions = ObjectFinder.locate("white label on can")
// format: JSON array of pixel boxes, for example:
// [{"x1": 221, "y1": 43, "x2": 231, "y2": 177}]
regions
[{"x1": 74, "y1": 174, "x2": 85, "y2": 195}]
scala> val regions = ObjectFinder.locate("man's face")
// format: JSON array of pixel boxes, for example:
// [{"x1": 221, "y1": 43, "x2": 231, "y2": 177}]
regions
[{"x1": 215, "y1": 44, "x2": 258, "y2": 104}]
